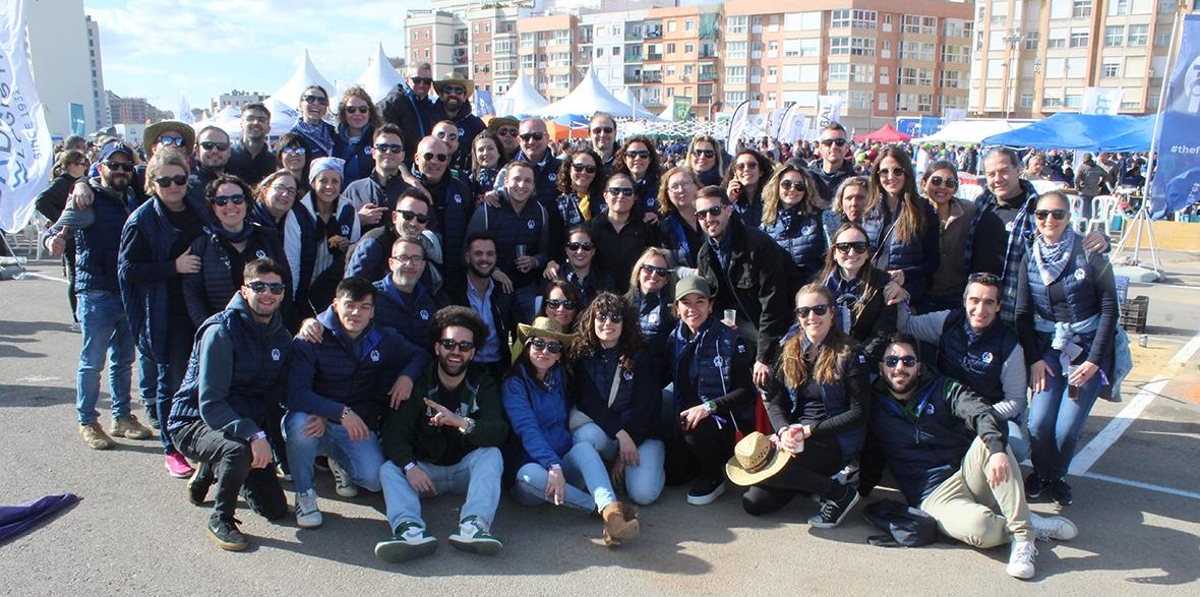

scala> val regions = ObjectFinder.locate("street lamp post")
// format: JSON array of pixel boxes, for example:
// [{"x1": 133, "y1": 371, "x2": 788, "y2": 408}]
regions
[{"x1": 1002, "y1": 28, "x2": 1023, "y2": 119}]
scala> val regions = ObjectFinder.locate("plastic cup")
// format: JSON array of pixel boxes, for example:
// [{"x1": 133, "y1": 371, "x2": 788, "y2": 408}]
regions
[{"x1": 723, "y1": 309, "x2": 737, "y2": 325}]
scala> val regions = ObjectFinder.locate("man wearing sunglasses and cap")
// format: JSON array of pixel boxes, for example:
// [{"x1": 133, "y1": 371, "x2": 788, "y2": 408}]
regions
[
  {"x1": 165, "y1": 258, "x2": 294, "y2": 551},
  {"x1": 806, "y1": 122, "x2": 856, "y2": 205},
  {"x1": 375, "y1": 306, "x2": 510, "y2": 562},
  {"x1": 862, "y1": 333, "x2": 1077, "y2": 580},
  {"x1": 433, "y1": 72, "x2": 485, "y2": 173},
  {"x1": 378, "y1": 61, "x2": 439, "y2": 167}
]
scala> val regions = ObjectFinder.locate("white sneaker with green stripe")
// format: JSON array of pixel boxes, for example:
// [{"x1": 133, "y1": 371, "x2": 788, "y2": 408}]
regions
[
  {"x1": 375, "y1": 521, "x2": 438, "y2": 563},
  {"x1": 448, "y1": 515, "x2": 503, "y2": 555}
]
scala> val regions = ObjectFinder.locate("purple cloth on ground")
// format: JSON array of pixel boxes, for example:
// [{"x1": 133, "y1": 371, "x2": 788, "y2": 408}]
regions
[{"x1": 0, "y1": 493, "x2": 80, "y2": 542}]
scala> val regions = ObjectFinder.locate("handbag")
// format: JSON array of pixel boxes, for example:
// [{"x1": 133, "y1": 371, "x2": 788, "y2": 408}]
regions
[{"x1": 568, "y1": 366, "x2": 622, "y2": 432}]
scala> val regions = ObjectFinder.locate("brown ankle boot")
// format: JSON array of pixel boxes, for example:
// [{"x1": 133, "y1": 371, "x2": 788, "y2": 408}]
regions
[{"x1": 601, "y1": 502, "x2": 640, "y2": 548}]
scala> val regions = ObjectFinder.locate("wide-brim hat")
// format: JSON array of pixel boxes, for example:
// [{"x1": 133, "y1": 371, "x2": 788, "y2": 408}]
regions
[
  {"x1": 517, "y1": 316, "x2": 573, "y2": 345},
  {"x1": 726, "y1": 431, "x2": 792, "y2": 486},
  {"x1": 143, "y1": 120, "x2": 196, "y2": 151},
  {"x1": 487, "y1": 116, "x2": 519, "y2": 133},
  {"x1": 434, "y1": 71, "x2": 475, "y2": 98}
]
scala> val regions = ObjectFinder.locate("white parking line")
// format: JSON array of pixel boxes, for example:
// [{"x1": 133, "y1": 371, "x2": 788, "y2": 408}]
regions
[
  {"x1": 1076, "y1": 471, "x2": 1200, "y2": 501},
  {"x1": 14, "y1": 272, "x2": 69, "y2": 284}
]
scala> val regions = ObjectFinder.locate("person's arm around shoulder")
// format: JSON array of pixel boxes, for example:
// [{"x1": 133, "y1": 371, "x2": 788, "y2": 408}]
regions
[{"x1": 898, "y1": 309, "x2": 949, "y2": 345}]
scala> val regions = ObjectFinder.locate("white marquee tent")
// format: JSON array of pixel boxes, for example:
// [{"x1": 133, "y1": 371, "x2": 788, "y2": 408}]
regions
[
  {"x1": 494, "y1": 72, "x2": 550, "y2": 117},
  {"x1": 355, "y1": 44, "x2": 405, "y2": 104},
  {"x1": 912, "y1": 119, "x2": 1034, "y2": 145},
  {"x1": 530, "y1": 68, "x2": 661, "y2": 120}
]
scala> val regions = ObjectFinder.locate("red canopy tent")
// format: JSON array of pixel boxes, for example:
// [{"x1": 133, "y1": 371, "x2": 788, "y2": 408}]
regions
[{"x1": 853, "y1": 124, "x2": 912, "y2": 143}]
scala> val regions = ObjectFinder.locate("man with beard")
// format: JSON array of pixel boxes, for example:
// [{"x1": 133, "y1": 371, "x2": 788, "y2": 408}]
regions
[
  {"x1": 806, "y1": 122, "x2": 855, "y2": 207},
  {"x1": 432, "y1": 72, "x2": 485, "y2": 173},
  {"x1": 862, "y1": 334, "x2": 1077, "y2": 580},
  {"x1": 372, "y1": 237, "x2": 442, "y2": 348},
  {"x1": 47, "y1": 142, "x2": 153, "y2": 449},
  {"x1": 226, "y1": 103, "x2": 275, "y2": 186},
  {"x1": 166, "y1": 258, "x2": 293, "y2": 551},
  {"x1": 375, "y1": 306, "x2": 510, "y2": 562},
  {"x1": 378, "y1": 61, "x2": 438, "y2": 166},
  {"x1": 450, "y1": 232, "x2": 517, "y2": 382},
  {"x1": 187, "y1": 126, "x2": 233, "y2": 207},
  {"x1": 347, "y1": 188, "x2": 443, "y2": 293}
]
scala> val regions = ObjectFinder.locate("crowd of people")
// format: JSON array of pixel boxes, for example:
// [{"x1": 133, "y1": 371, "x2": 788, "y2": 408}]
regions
[{"x1": 34, "y1": 61, "x2": 1139, "y2": 580}]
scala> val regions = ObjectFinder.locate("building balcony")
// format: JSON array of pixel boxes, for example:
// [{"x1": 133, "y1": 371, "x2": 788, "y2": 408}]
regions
[
  {"x1": 624, "y1": 54, "x2": 643, "y2": 63},
  {"x1": 642, "y1": 71, "x2": 663, "y2": 83},
  {"x1": 699, "y1": 72, "x2": 717, "y2": 82},
  {"x1": 646, "y1": 53, "x2": 663, "y2": 62},
  {"x1": 645, "y1": 29, "x2": 663, "y2": 39}
]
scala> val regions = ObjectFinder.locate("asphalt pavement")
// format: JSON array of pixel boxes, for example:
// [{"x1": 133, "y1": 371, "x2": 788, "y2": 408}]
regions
[{"x1": 2, "y1": 254, "x2": 1198, "y2": 597}]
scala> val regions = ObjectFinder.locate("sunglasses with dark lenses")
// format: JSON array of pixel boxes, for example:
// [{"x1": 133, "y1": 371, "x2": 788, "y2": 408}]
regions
[
  {"x1": 399, "y1": 210, "x2": 430, "y2": 224},
  {"x1": 343, "y1": 105, "x2": 370, "y2": 115},
  {"x1": 566, "y1": 241, "x2": 594, "y2": 252},
  {"x1": 302, "y1": 94, "x2": 329, "y2": 105},
  {"x1": 571, "y1": 162, "x2": 598, "y2": 174},
  {"x1": 1034, "y1": 209, "x2": 1068, "y2": 221},
  {"x1": 281, "y1": 146, "x2": 307, "y2": 156},
  {"x1": 422, "y1": 152, "x2": 449, "y2": 162},
  {"x1": 437, "y1": 338, "x2": 475, "y2": 352},
  {"x1": 883, "y1": 355, "x2": 919, "y2": 368},
  {"x1": 625, "y1": 150, "x2": 650, "y2": 159},
  {"x1": 735, "y1": 161, "x2": 759, "y2": 170},
  {"x1": 592, "y1": 126, "x2": 615, "y2": 134},
  {"x1": 200, "y1": 141, "x2": 231, "y2": 151},
  {"x1": 879, "y1": 167, "x2": 907, "y2": 178},
  {"x1": 928, "y1": 176, "x2": 959, "y2": 188},
  {"x1": 441, "y1": 86, "x2": 467, "y2": 95},
  {"x1": 212, "y1": 194, "x2": 246, "y2": 207},
  {"x1": 795, "y1": 304, "x2": 832, "y2": 318},
  {"x1": 158, "y1": 136, "x2": 186, "y2": 147},
  {"x1": 596, "y1": 312, "x2": 624, "y2": 323},
  {"x1": 696, "y1": 205, "x2": 725, "y2": 219},
  {"x1": 103, "y1": 161, "x2": 133, "y2": 172},
  {"x1": 410, "y1": 77, "x2": 434, "y2": 86},
  {"x1": 691, "y1": 148, "x2": 715, "y2": 158},
  {"x1": 528, "y1": 337, "x2": 564, "y2": 353},
  {"x1": 246, "y1": 281, "x2": 286, "y2": 295},
  {"x1": 374, "y1": 143, "x2": 404, "y2": 154},
  {"x1": 497, "y1": 128, "x2": 519, "y2": 137},
  {"x1": 820, "y1": 138, "x2": 848, "y2": 147},
  {"x1": 435, "y1": 131, "x2": 459, "y2": 141},
  {"x1": 641, "y1": 264, "x2": 670, "y2": 277},
  {"x1": 154, "y1": 174, "x2": 189, "y2": 187},
  {"x1": 519, "y1": 132, "x2": 545, "y2": 141},
  {"x1": 545, "y1": 299, "x2": 578, "y2": 310},
  {"x1": 834, "y1": 241, "x2": 870, "y2": 255},
  {"x1": 779, "y1": 179, "x2": 806, "y2": 191},
  {"x1": 606, "y1": 187, "x2": 635, "y2": 197}
]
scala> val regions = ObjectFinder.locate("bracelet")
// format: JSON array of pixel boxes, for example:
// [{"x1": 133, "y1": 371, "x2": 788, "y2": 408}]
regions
[
  {"x1": 548, "y1": 463, "x2": 562, "y2": 472},
  {"x1": 403, "y1": 462, "x2": 417, "y2": 474}
]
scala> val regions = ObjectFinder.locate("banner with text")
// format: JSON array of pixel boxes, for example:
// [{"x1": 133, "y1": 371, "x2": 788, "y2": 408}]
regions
[
  {"x1": 0, "y1": 0, "x2": 54, "y2": 233},
  {"x1": 1150, "y1": 14, "x2": 1200, "y2": 219},
  {"x1": 1081, "y1": 87, "x2": 1124, "y2": 115}
]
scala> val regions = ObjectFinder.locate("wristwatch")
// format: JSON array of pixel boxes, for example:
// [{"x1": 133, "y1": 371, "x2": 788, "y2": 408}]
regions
[
  {"x1": 460, "y1": 417, "x2": 476, "y2": 434},
  {"x1": 702, "y1": 399, "x2": 717, "y2": 414}
]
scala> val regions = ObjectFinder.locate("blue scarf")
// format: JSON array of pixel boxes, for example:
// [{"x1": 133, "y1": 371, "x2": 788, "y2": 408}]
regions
[
  {"x1": 210, "y1": 222, "x2": 255, "y2": 245},
  {"x1": 294, "y1": 120, "x2": 334, "y2": 157},
  {"x1": 1033, "y1": 228, "x2": 1076, "y2": 287}
]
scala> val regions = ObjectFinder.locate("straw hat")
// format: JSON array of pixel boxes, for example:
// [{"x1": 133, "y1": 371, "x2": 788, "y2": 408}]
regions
[
  {"x1": 434, "y1": 71, "x2": 475, "y2": 98},
  {"x1": 517, "y1": 316, "x2": 573, "y2": 345},
  {"x1": 143, "y1": 120, "x2": 196, "y2": 151},
  {"x1": 725, "y1": 432, "x2": 792, "y2": 486}
]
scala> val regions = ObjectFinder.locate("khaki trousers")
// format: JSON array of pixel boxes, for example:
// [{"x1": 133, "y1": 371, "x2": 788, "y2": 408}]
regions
[{"x1": 920, "y1": 437, "x2": 1032, "y2": 548}]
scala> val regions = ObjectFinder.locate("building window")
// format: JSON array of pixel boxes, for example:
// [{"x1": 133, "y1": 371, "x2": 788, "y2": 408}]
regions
[
  {"x1": 685, "y1": 43, "x2": 694, "y2": 54},
  {"x1": 726, "y1": 41, "x2": 748, "y2": 59},
  {"x1": 666, "y1": 43, "x2": 676, "y2": 54},
  {"x1": 1155, "y1": 32, "x2": 1173, "y2": 47},
  {"x1": 1069, "y1": 31, "x2": 1089, "y2": 48},
  {"x1": 1105, "y1": 26, "x2": 1124, "y2": 46},
  {"x1": 668, "y1": 20, "x2": 677, "y2": 33},
  {"x1": 1043, "y1": 96, "x2": 1064, "y2": 108},
  {"x1": 1127, "y1": 24, "x2": 1149, "y2": 46},
  {"x1": 830, "y1": 37, "x2": 850, "y2": 56},
  {"x1": 1101, "y1": 61, "x2": 1122, "y2": 78},
  {"x1": 829, "y1": 63, "x2": 850, "y2": 82},
  {"x1": 1064, "y1": 94, "x2": 1082, "y2": 109},
  {"x1": 1072, "y1": 0, "x2": 1092, "y2": 18},
  {"x1": 941, "y1": 70, "x2": 962, "y2": 88},
  {"x1": 1114, "y1": 0, "x2": 1131, "y2": 14},
  {"x1": 727, "y1": 16, "x2": 748, "y2": 34},
  {"x1": 726, "y1": 66, "x2": 748, "y2": 83},
  {"x1": 831, "y1": 9, "x2": 851, "y2": 28},
  {"x1": 686, "y1": 20, "x2": 694, "y2": 31},
  {"x1": 1020, "y1": 93, "x2": 1034, "y2": 109},
  {"x1": 725, "y1": 91, "x2": 748, "y2": 105}
]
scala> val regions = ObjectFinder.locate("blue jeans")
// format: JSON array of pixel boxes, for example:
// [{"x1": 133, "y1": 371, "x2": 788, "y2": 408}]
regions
[
  {"x1": 75, "y1": 290, "x2": 135, "y2": 425},
  {"x1": 283, "y1": 411, "x2": 385, "y2": 494},
  {"x1": 380, "y1": 447, "x2": 503, "y2": 532},
  {"x1": 512, "y1": 442, "x2": 616, "y2": 512},
  {"x1": 571, "y1": 423, "x2": 665, "y2": 505},
  {"x1": 1028, "y1": 349, "x2": 1103, "y2": 481},
  {"x1": 155, "y1": 318, "x2": 194, "y2": 453},
  {"x1": 1007, "y1": 418, "x2": 1031, "y2": 464}
]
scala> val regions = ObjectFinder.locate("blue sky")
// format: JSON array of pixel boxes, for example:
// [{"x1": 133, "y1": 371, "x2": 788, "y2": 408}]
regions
[{"x1": 86, "y1": 0, "x2": 422, "y2": 112}]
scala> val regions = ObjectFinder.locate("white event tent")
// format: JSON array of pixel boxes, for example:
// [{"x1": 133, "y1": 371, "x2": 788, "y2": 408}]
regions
[
  {"x1": 264, "y1": 49, "x2": 334, "y2": 135},
  {"x1": 494, "y1": 72, "x2": 550, "y2": 117},
  {"x1": 912, "y1": 120, "x2": 1033, "y2": 145},
  {"x1": 530, "y1": 68, "x2": 661, "y2": 120},
  {"x1": 355, "y1": 44, "x2": 405, "y2": 104}
]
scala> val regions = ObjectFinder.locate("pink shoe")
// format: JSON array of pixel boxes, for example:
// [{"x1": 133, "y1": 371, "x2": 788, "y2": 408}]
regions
[{"x1": 165, "y1": 452, "x2": 194, "y2": 478}]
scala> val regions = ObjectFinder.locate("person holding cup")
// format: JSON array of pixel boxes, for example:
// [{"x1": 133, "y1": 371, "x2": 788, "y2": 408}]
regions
[{"x1": 731, "y1": 283, "x2": 869, "y2": 527}]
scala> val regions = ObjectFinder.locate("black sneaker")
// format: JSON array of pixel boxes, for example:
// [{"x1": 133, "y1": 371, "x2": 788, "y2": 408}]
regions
[
  {"x1": 1050, "y1": 478, "x2": 1073, "y2": 507},
  {"x1": 143, "y1": 406, "x2": 161, "y2": 430},
  {"x1": 808, "y1": 484, "x2": 860, "y2": 529},
  {"x1": 686, "y1": 473, "x2": 727, "y2": 506},
  {"x1": 206, "y1": 516, "x2": 248, "y2": 551},
  {"x1": 1024, "y1": 472, "x2": 1045, "y2": 501},
  {"x1": 187, "y1": 462, "x2": 215, "y2": 506}
]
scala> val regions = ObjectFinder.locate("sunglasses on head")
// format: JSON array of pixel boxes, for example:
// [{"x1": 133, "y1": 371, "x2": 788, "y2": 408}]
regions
[
  {"x1": 879, "y1": 167, "x2": 906, "y2": 178},
  {"x1": 883, "y1": 355, "x2": 919, "y2": 368},
  {"x1": 779, "y1": 179, "x2": 806, "y2": 192},
  {"x1": 343, "y1": 105, "x2": 370, "y2": 114},
  {"x1": 695, "y1": 205, "x2": 725, "y2": 219},
  {"x1": 596, "y1": 312, "x2": 623, "y2": 323},
  {"x1": 1035, "y1": 209, "x2": 1068, "y2": 221},
  {"x1": 606, "y1": 187, "x2": 635, "y2": 197},
  {"x1": 246, "y1": 281, "x2": 286, "y2": 295},
  {"x1": 528, "y1": 337, "x2": 563, "y2": 354},
  {"x1": 422, "y1": 152, "x2": 449, "y2": 162},
  {"x1": 641, "y1": 264, "x2": 670, "y2": 277},
  {"x1": 571, "y1": 162, "x2": 597, "y2": 174},
  {"x1": 625, "y1": 149, "x2": 650, "y2": 159},
  {"x1": 158, "y1": 136, "x2": 186, "y2": 147},
  {"x1": 519, "y1": 132, "x2": 545, "y2": 141},
  {"x1": 820, "y1": 138, "x2": 848, "y2": 147},
  {"x1": 399, "y1": 210, "x2": 429, "y2": 224},
  {"x1": 302, "y1": 94, "x2": 329, "y2": 105},
  {"x1": 211, "y1": 194, "x2": 246, "y2": 207},
  {"x1": 410, "y1": 76, "x2": 433, "y2": 86},
  {"x1": 437, "y1": 338, "x2": 475, "y2": 352},
  {"x1": 545, "y1": 299, "x2": 577, "y2": 310},
  {"x1": 592, "y1": 126, "x2": 614, "y2": 135},
  {"x1": 200, "y1": 141, "x2": 231, "y2": 151},
  {"x1": 566, "y1": 241, "x2": 594, "y2": 252},
  {"x1": 928, "y1": 175, "x2": 958, "y2": 189},
  {"x1": 281, "y1": 146, "x2": 307, "y2": 156},
  {"x1": 374, "y1": 143, "x2": 404, "y2": 154},
  {"x1": 795, "y1": 304, "x2": 832, "y2": 318},
  {"x1": 834, "y1": 241, "x2": 869, "y2": 255},
  {"x1": 691, "y1": 148, "x2": 715, "y2": 158},
  {"x1": 154, "y1": 174, "x2": 189, "y2": 188},
  {"x1": 103, "y1": 160, "x2": 133, "y2": 172},
  {"x1": 497, "y1": 128, "x2": 519, "y2": 137}
]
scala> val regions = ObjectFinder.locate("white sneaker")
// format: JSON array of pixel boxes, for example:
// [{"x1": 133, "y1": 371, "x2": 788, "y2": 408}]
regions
[
  {"x1": 1006, "y1": 540, "x2": 1037, "y2": 580},
  {"x1": 1030, "y1": 512, "x2": 1078, "y2": 541},
  {"x1": 295, "y1": 489, "x2": 323, "y2": 529},
  {"x1": 328, "y1": 458, "x2": 358, "y2": 497}
]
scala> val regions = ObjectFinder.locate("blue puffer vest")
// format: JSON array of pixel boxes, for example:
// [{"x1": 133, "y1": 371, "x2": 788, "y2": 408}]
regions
[
  {"x1": 427, "y1": 174, "x2": 474, "y2": 282},
  {"x1": 513, "y1": 151, "x2": 562, "y2": 208},
  {"x1": 473, "y1": 199, "x2": 548, "y2": 288},
  {"x1": 784, "y1": 362, "x2": 865, "y2": 464},
  {"x1": 167, "y1": 294, "x2": 293, "y2": 435},
  {"x1": 658, "y1": 212, "x2": 699, "y2": 269},
  {"x1": 876, "y1": 201, "x2": 938, "y2": 303},
  {"x1": 188, "y1": 224, "x2": 285, "y2": 321},
  {"x1": 298, "y1": 308, "x2": 403, "y2": 429},
  {"x1": 75, "y1": 184, "x2": 133, "y2": 293},
  {"x1": 938, "y1": 309, "x2": 1018, "y2": 402},
  {"x1": 293, "y1": 196, "x2": 356, "y2": 295},
  {"x1": 761, "y1": 205, "x2": 827, "y2": 285},
  {"x1": 1026, "y1": 237, "x2": 1099, "y2": 324},
  {"x1": 670, "y1": 317, "x2": 753, "y2": 430},
  {"x1": 372, "y1": 275, "x2": 438, "y2": 348}
]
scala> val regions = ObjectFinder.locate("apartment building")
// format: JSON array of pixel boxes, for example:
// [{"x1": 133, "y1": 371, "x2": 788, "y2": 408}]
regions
[
  {"x1": 640, "y1": 5, "x2": 722, "y2": 117},
  {"x1": 970, "y1": 0, "x2": 1192, "y2": 117}
]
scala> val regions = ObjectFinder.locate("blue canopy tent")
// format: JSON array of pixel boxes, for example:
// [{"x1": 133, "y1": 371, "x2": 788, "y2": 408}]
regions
[{"x1": 981, "y1": 113, "x2": 1155, "y2": 151}]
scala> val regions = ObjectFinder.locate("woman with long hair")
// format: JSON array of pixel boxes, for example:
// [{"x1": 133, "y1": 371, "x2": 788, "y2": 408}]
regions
[
  {"x1": 542, "y1": 225, "x2": 615, "y2": 307},
  {"x1": 289, "y1": 157, "x2": 360, "y2": 317},
  {"x1": 503, "y1": 317, "x2": 641, "y2": 547},
  {"x1": 334, "y1": 86, "x2": 381, "y2": 186},
  {"x1": 655, "y1": 166, "x2": 703, "y2": 277},
  {"x1": 736, "y1": 284, "x2": 868, "y2": 528},
  {"x1": 687, "y1": 136, "x2": 725, "y2": 187},
  {"x1": 722, "y1": 148, "x2": 772, "y2": 227},
  {"x1": 469, "y1": 130, "x2": 507, "y2": 201},
  {"x1": 569, "y1": 292, "x2": 665, "y2": 505},
  {"x1": 760, "y1": 164, "x2": 827, "y2": 286},
  {"x1": 553, "y1": 147, "x2": 606, "y2": 231},
  {"x1": 867, "y1": 147, "x2": 939, "y2": 312},
  {"x1": 623, "y1": 248, "x2": 676, "y2": 360},
  {"x1": 921, "y1": 160, "x2": 1006, "y2": 311},
  {"x1": 613, "y1": 136, "x2": 662, "y2": 223},
  {"x1": 289, "y1": 85, "x2": 337, "y2": 160},
  {"x1": 274, "y1": 133, "x2": 313, "y2": 199},
  {"x1": 819, "y1": 223, "x2": 897, "y2": 364},
  {"x1": 37, "y1": 149, "x2": 91, "y2": 327}
]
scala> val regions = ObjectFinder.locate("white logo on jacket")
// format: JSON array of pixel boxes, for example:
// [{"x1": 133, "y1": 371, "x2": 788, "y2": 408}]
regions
[
  {"x1": 370, "y1": 349, "x2": 380, "y2": 362},
  {"x1": 271, "y1": 348, "x2": 281, "y2": 361}
]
